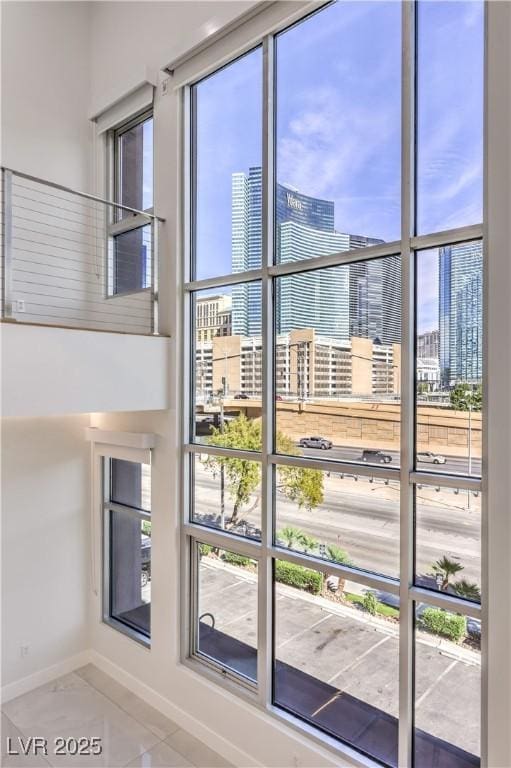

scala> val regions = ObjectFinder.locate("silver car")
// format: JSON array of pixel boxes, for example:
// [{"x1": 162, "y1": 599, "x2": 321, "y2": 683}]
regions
[{"x1": 417, "y1": 451, "x2": 446, "y2": 465}]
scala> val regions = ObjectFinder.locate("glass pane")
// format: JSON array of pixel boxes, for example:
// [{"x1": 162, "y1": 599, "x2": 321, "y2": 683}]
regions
[
  {"x1": 110, "y1": 511, "x2": 151, "y2": 637},
  {"x1": 275, "y1": 257, "x2": 401, "y2": 466},
  {"x1": 192, "y1": 454, "x2": 261, "y2": 540},
  {"x1": 110, "y1": 458, "x2": 151, "y2": 512},
  {"x1": 111, "y1": 225, "x2": 152, "y2": 294},
  {"x1": 118, "y1": 116, "x2": 153, "y2": 217},
  {"x1": 416, "y1": 1, "x2": 483, "y2": 234},
  {"x1": 415, "y1": 485, "x2": 481, "y2": 603},
  {"x1": 193, "y1": 283, "x2": 262, "y2": 447},
  {"x1": 274, "y1": 561, "x2": 399, "y2": 766},
  {"x1": 416, "y1": 243, "x2": 482, "y2": 476},
  {"x1": 193, "y1": 49, "x2": 262, "y2": 281},
  {"x1": 197, "y1": 544, "x2": 257, "y2": 682},
  {"x1": 415, "y1": 602, "x2": 480, "y2": 766},
  {"x1": 275, "y1": 468, "x2": 400, "y2": 579},
  {"x1": 275, "y1": 1, "x2": 401, "y2": 258}
]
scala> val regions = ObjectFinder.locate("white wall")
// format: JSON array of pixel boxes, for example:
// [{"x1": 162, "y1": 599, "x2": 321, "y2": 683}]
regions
[
  {"x1": 89, "y1": 1, "x2": 256, "y2": 117},
  {"x1": 1, "y1": 416, "x2": 90, "y2": 690},
  {"x1": 1, "y1": 324, "x2": 170, "y2": 418},
  {"x1": 0, "y1": 1, "x2": 91, "y2": 189}
]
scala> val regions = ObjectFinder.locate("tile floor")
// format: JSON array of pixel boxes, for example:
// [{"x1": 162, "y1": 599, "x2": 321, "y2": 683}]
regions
[{"x1": 1, "y1": 665, "x2": 234, "y2": 768}]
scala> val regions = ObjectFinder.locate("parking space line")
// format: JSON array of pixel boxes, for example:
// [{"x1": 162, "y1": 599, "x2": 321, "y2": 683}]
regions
[
  {"x1": 415, "y1": 659, "x2": 458, "y2": 709},
  {"x1": 201, "y1": 577, "x2": 247, "y2": 599},
  {"x1": 327, "y1": 634, "x2": 391, "y2": 685},
  {"x1": 277, "y1": 612, "x2": 333, "y2": 650}
]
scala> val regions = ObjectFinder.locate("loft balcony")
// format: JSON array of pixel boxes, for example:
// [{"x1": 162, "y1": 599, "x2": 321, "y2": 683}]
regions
[{"x1": 1, "y1": 168, "x2": 169, "y2": 417}]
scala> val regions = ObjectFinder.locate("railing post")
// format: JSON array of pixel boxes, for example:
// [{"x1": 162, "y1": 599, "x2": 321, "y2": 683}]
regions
[
  {"x1": 2, "y1": 169, "x2": 13, "y2": 318},
  {"x1": 151, "y1": 218, "x2": 159, "y2": 334}
]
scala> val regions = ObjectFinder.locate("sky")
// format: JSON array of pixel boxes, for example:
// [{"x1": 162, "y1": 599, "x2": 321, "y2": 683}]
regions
[{"x1": 193, "y1": 0, "x2": 484, "y2": 333}]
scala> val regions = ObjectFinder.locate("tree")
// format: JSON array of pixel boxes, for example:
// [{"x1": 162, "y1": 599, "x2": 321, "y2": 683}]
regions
[
  {"x1": 363, "y1": 592, "x2": 378, "y2": 616},
  {"x1": 324, "y1": 544, "x2": 352, "y2": 596},
  {"x1": 204, "y1": 415, "x2": 323, "y2": 527},
  {"x1": 325, "y1": 544, "x2": 351, "y2": 566},
  {"x1": 277, "y1": 526, "x2": 303, "y2": 549},
  {"x1": 453, "y1": 579, "x2": 481, "y2": 602},
  {"x1": 432, "y1": 555, "x2": 464, "y2": 591},
  {"x1": 450, "y1": 383, "x2": 482, "y2": 412},
  {"x1": 297, "y1": 533, "x2": 318, "y2": 554}
]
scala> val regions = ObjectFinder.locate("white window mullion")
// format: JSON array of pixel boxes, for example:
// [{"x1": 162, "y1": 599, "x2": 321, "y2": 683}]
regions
[
  {"x1": 398, "y1": 2, "x2": 416, "y2": 767},
  {"x1": 258, "y1": 33, "x2": 275, "y2": 709}
]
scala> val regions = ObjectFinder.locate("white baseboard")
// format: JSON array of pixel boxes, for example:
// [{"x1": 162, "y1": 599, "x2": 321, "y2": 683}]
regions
[
  {"x1": 89, "y1": 650, "x2": 261, "y2": 767},
  {"x1": 1, "y1": 650, "x2": 92, "y2": 704}
]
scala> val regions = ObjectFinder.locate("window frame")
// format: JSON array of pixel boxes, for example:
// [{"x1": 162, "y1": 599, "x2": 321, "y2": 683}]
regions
[
  {"x1": 178, "y1": 3, "x2": 488, "y2": 767},
  {"x1": 106, "y1": 108, "x2": 156, "y2": 300},
  {"x1": 99, "y1": 447, "x2": 153, "y2": 648}
]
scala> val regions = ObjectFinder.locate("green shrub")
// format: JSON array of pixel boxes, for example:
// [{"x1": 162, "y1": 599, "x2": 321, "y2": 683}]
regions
[
  {"x1": 221, "y1": 551, "x2": 254, "y2": 568},
  {"x1": 363, "y1": 592, "x2": 378, "y2": 616},
  {"x1": 199, "y1": 543, "x2": 213, "y2": 557},
  {"x1": 420, "y1": 607, "x2": 467, "y2": 643},
  {"x1": 275, "y1": 561, "x2": 323, "y2": 594}
]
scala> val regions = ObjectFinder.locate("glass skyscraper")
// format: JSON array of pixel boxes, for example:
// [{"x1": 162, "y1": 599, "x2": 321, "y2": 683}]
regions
[
  {"x1": 439, "y1": 241, "x2": 483, "y2": 387},
  {"x1": 231, "y1": 167, "x2": 401, "y2": 344}
]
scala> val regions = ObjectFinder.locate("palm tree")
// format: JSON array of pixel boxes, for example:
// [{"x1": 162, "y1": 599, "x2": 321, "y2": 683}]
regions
[
  {"x1": 432, "y1": 555, "x2": 464, "y2": 591},
  {"x1": 297, "y1": 533, "x2": 318, "y2": 554},
  {"x1": 453, "y1": 579, "x2": 481, "y2": 602},
  {"x1": 324, "y1": 544, "x2": 352, "y2": 596},
  {"x1": 276, "y1": 526, "x2": 303, "y2": 549}
]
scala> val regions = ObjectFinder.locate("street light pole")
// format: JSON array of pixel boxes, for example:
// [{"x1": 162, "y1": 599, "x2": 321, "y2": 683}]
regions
[
  {"x1": 219, "y1": 392, "x2": 225, "y2": 530},
  {"x1": 462, "y1": 389, "x2": 473, "y2": 510}
]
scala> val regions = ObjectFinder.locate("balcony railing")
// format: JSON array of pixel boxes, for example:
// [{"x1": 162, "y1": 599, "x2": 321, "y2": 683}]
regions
[{"x1": 1, "y1": 167, "x2": 164, "y2": 334}]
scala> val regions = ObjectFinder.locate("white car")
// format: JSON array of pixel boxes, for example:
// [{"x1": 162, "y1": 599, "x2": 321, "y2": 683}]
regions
[{"x1": 417, "y1": 451, "x2": 446, "y2": 465}]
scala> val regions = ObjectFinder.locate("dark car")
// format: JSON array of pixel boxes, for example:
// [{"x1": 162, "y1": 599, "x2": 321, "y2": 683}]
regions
[
  {"x1": 360, "y1": 449, "x2": 393, "y2": 464},
  {"x1": 234, "y1": 393, "x2": 249, "y2": 400},
  {"x1": 299, "y1": 436, "x2": 333, "y2": 450}
]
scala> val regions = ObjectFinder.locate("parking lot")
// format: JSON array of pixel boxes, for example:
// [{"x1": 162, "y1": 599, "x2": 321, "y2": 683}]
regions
[{"x1": 199, "y1": 557, "x2": 480, "y2": 760}]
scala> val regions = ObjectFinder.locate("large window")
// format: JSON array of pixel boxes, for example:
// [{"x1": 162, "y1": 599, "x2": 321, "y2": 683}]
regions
[
  {"x1": 183, "y1": 3, "x2": 483, "y2": 766},
  {"x1": 103, "y1": 458, "x2": 152, "y2": 642}
]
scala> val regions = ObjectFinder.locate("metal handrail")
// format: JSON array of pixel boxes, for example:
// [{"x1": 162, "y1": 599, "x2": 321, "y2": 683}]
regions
[
  {"x1": 1, "y1": 166, "x2": 162, "y2": 334},
  {"x1": 1, "y1": 167, "x2": 166, "y2": 222}
]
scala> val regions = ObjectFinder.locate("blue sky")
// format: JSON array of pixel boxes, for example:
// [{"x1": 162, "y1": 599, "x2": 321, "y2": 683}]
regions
[{"x1": 193, "y1": 1, "x2": 483, "y2": 333}]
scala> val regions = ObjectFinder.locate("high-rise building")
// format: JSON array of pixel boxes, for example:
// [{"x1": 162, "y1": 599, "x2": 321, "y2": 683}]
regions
[
  {"x1": 231, "y1": 169, "x2": 262, "y2": 336},
  {"x1": 196, "y1": 293, "x2": 232, "y2": 342},
  {"x1": 277, "y1": 223, "x2": 350, "y2": 342},
  {"x1": 348, "y1": 242, "x2": 401, "y2": 344},
  {"x1": 417, "y1": 329, "x2": 439, "y2": 359},
  {"x1": 232, "y1": 169, "x2": 349, "y2": 339},
  {"x1": 231, "y1": 169, "x2": 401, "y2": 344},
  {"x1": 439, "y1": 241, "x2": 483, "y2": 386}
]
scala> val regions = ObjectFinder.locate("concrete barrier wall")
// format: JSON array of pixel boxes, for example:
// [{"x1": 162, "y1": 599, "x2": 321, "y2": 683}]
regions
[{"x1": 222, "y1": 399, "x2": 482, "y2": 457}]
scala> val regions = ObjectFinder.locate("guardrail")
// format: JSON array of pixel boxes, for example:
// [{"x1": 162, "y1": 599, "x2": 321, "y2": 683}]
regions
[{"x1": 1, "y1": 167, "x2": 164, "y2": 334}]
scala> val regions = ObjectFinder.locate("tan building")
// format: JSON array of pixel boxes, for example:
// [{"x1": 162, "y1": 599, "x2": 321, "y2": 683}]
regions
[
  {"x1": 196, "y1": 328, "x2": 400, "y2": 400},
  {"x1": 196, "y1": 294, "x2": 232, "y2": 342}
]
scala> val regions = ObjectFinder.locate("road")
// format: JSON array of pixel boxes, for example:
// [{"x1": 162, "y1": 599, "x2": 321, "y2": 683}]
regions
[
  {"x1": 193, "y1": 467, "x2": 481, "y2": 586},
  {"x1": 195, "y1": 419, "x2": 481, "y2": 476},
  {"x1": 199, "y1": 558, "x2": 480, "y2": 760},
  {"x1": 300, "y1": 443, "x2": 481, "y2": 477}
]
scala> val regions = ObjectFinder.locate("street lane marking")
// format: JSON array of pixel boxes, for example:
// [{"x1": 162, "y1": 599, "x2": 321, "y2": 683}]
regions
[
  {"x1": 415, "y1": 659, "x2": 458, "y2": 708},
  {"x1": 327, "y1": 634, "x2": 391, "y2": 685}
]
